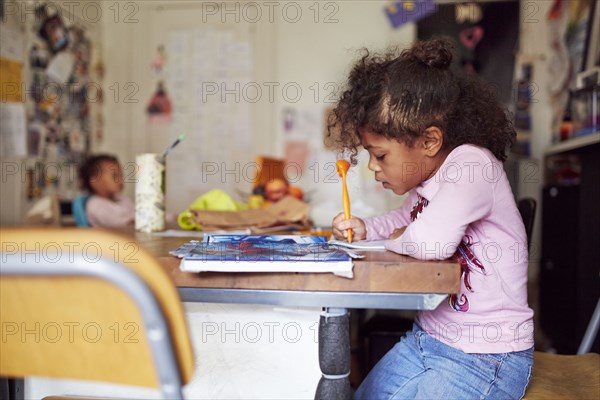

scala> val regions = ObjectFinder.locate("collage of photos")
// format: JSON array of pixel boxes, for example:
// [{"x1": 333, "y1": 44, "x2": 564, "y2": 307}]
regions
[{"x1": 26, "y1": 3, "x2": 92, "y2": 198}]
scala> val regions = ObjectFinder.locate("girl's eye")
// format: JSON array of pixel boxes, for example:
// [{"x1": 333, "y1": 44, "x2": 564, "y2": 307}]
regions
[{"x1": 375, "y1": 154, "x2": 385, "y2": 161}]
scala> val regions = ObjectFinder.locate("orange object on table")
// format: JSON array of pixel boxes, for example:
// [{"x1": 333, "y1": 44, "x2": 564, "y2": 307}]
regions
[{"x1": 336, "y1": 160, "x2": 352, "y2": 243}]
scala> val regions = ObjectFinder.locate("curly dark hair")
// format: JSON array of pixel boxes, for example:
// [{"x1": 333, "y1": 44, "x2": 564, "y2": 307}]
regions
[
  {"x1": 79, "y1": 154, "x2": 119, "y2": 193},
  {"x1": 327, "y1": 37, "x2": 516, "y2": 163}
]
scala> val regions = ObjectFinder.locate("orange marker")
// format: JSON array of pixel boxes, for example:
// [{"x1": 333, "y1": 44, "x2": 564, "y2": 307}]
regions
[{"x1": 336, "y1": 160, "x2": 353, "y2": 243}]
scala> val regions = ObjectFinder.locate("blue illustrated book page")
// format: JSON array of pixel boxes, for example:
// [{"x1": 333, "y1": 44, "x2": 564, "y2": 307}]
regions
[{"x1": 170, "y1": 235, "x2": 355, "y2": 277}]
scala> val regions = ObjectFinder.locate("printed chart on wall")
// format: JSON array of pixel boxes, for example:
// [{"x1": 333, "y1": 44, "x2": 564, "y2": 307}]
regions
[{"x1": 149, "y1": 5, "x2": 257, "y2": 214}]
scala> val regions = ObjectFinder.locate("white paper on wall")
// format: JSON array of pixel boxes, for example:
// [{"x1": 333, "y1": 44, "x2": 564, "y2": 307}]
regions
[
  {"x1": 0, "y1": 23, "x2": 25, "y2": 61},
  {"x1": 167, "y1": 27, "x2": 255, "y2": 212},
  {"x1": 0, "y1": 102, "x2": 27, "y2": 158}
]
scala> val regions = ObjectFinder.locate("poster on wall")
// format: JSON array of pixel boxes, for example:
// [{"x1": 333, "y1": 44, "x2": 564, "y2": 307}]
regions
[
  {"x1": 582, "y1": 0, "x2": 600, "y2": 71},
  {"x1": 0, "y1": 57, "x2": 23, "y2": 102},
  {"x1": 417, "y1": 1, "x2": 520, "y2": 106},
  {"x1": 561, "y1": 0, "x2": 597, "y2": 85},
  {"x1": 146, "y1": 81, "x2": 173, "y2": 123},
  {"x1": 384, "y1": 0, "x2": 436, "y2": 28}
]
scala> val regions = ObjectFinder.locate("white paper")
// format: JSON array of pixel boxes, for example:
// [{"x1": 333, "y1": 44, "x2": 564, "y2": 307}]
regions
[
  {"x1": 0, "y1": 103, "x2": 27, "y2": 158},
  {"x1": 0, "y1": 24, "x2": 25, "y2": 61},
  {"x1": 328, "y1": 239, "x2": 387, "y2": 251},
  {"x1": 151, "y1": 228, "x2": 251, "y2": 237},
  {"x1": 45, "y1": 51, "x2": 75, "y2": 84},
  {"x1": 135, "y1": 154, "x2": 166, "y2": 233},
  {"x1": 182, "y1": 303, "x2": 321, "y2": 399},
  {"x1": 167, "y1": 28, "x2": 255, "y2": 214}
]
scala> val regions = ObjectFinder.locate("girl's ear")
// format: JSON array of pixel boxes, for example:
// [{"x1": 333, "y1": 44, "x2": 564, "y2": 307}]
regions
[{"x1": 422, "y1": 126, "x2": 444, "y2": 156}]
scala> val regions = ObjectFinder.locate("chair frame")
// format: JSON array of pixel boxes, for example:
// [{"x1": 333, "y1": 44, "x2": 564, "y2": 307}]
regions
[
  {"x1": 518, "y1": 197, "x2": 537, "y2": 251},
  {"x1": 2, "y1": 253, "x2": 184, "y2": 399},
  {"x1": 578, "y1": 297, "x2": 600, "y2": 354}
]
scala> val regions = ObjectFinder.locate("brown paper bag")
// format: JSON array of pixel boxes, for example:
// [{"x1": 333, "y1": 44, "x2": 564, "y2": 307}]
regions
[{"x1": 190, "y1": 196, "x2": 310, "y2": 231}]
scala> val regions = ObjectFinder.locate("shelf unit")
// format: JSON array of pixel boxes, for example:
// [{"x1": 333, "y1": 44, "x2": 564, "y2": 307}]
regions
[
  {"x1": 539, "y1": 134, "x2": 600, "y2": 354},
  {"x1": 544, "y1": 132, "x2": 600, "y2": 156}
]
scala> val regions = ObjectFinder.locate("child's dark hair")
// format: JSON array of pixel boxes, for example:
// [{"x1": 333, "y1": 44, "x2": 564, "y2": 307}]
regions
[
  {"x1": 327, "y1": 37, "x2": 516, "y2": 163},
  {"x1": 79, "y1": 154, "x2": 119, "y2": 193}
]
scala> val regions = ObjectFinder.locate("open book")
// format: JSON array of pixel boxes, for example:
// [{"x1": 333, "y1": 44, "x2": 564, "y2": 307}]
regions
[
  {"x1": 327, "y1": 239, "x2": 387, "y2": 251},
  {"x1": 170, "y1": 235, "x2": 354, "y2": 277}
]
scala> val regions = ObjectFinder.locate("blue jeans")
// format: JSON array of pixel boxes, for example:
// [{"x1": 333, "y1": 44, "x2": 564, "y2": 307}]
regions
[{"x1": 355, "y1": 324, "x2": 533, "y2": 400}]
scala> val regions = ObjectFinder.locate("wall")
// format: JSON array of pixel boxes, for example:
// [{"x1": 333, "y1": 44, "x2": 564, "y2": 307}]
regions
[
  {"x1": 518, "y1": 0, "x2": 559, "y2": 279},
  {"x1": 0, "y1": 1, "x2": 26, "y2": 225}
]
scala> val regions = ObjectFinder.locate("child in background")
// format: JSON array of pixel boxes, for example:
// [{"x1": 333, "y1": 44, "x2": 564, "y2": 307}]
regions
[
  {"x1": 330, "y1": 38, "x2": 534, "y2": 399},
  {"x1": 80, "y1": 154, "x2": 134, "y2": 228}
]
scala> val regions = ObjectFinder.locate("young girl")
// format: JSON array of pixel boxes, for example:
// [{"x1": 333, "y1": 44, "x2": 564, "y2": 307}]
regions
[
  {"x1": 330, "y1": 38, "x2": 534, "y2": 399},
  {"x1": 80, "y1": 154, "x2": 135, "y2": 228}
]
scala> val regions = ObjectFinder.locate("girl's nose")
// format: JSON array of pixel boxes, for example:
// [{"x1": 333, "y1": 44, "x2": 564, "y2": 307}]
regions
[{"x1": 367, "y1": 156, "x2": 381, "y2": 172}]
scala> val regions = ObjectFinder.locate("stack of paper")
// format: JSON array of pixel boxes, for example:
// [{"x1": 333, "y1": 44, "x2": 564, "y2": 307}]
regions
[{"x1": 327, "y1": 239, "x2": 387, "y2": 251}]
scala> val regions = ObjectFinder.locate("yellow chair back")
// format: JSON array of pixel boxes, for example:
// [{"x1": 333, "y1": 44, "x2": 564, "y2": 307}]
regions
[{"x1": 0, "y1": 228, "x2": 195, "y2": 397}]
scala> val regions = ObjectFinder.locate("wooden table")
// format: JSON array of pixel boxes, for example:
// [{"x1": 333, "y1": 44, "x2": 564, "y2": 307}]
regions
[
  {"x1": 134, "y1": 231, "x2": 460, "y2": 399},
  {"x1": 137, "y1": 232, "x2": 460, "y2": 307}
]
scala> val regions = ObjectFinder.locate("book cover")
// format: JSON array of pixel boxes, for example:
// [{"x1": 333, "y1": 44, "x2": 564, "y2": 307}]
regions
[{"x1": 171, "y1": 235, "x2": 354, "y2": 276}]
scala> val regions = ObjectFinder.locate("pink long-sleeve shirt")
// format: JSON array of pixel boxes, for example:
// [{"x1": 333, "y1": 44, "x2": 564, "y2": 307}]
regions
[
  {"x1": 364, "y1": 144, "x2": 534, "y2": 353},
  {"x1": 87, "y1": 195, "x2": 135, "y2": 228}
]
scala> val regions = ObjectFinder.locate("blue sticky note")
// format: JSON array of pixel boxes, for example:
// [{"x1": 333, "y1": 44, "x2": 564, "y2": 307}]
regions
[{"x1": 385, "y1": 0, "x2": 437, "y2": 28}]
